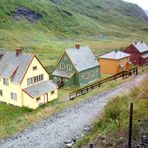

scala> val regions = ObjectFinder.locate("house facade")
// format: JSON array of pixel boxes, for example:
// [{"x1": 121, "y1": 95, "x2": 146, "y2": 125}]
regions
[
  {"x1": 99, "y1": 50, "x2": 131, "y2": 75},
  {"x1": 52, "y1": 45, "x2": 100, "y2": 87},
  {"x1": 124, "y1": 41, "x2": 148, "y2": 65},
  {"x1": 0, "y1": 49, "x2": 57, "y2": 109}
]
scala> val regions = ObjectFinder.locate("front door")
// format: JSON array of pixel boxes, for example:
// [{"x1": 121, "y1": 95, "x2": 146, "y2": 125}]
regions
[
  {"x1": 44, "y1": 93, "x2": 48, "y2": 103},
  {"x1": 61, "y1": 77, "x2": 64, "y2": 86}
]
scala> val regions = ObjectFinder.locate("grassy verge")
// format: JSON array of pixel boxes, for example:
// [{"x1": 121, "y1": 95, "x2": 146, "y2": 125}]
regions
[
  {"x1": 75, "y1": 76, "x2": 148, "y2": 148},
  {"x1": 0, "y1": 71, "x2": 136, "y2": 139}
]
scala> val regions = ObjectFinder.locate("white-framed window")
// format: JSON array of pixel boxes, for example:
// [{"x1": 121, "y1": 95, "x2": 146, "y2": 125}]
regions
[
  {"x1": 27, "y1": 74, "x2": 44, "y2": 86},
  {"x1": 33, "y1": 66, "x2": 37, "y2": 71},
  {"x1": 91, "y1": 72, "x2": 94, "y2": 77},
  {"x1": 3, "y1": 78, "x2": 9, "y2": 86},
  {"x1": 85, "y1": 73, "x2": 89, "y2": 79},
  {"x1": 67, "y1": 64, "x2": 72, "y2": 70},
  {"x1": 51, "y1": 91, "x2": 55, "y2": 95},
  {"x1": 36, "y1": 97, "x2": 41, "y2": 102},
  {"x1": 11, "y1": 92, "x2": 17, "y2": 101},
  {"x1": 0, "y1": 90, "x2": 3, "y2": 96},
  {"x1": 60, "y1": 63, "x2": 65, "y2": 69}
]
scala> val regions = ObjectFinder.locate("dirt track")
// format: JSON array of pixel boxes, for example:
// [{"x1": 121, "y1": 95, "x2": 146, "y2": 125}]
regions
[{"x1": 0, "y1": 73, "x2": 147, "y2": 148}]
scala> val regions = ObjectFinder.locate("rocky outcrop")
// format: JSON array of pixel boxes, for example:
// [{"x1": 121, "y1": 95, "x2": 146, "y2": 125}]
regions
[{"x1": 15, "y1": 7, "x2": 42, "y2": 22}]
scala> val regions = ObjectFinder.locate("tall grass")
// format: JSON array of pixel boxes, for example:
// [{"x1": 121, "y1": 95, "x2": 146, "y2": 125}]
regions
[{"x1": 75, "y1": 78, "x2": 148, "y2": 147}]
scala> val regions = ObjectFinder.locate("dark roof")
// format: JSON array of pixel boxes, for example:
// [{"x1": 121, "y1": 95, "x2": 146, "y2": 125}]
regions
[
  {"x1": 132, "y1": 41, "x2": 148, "y2": 53},
  {"x1": 99, "y1": 51, "x2": 130, "y2": 60},
  {"x1": 23, "y1": 80, "x2": 57, "y2": 98},
  {"x1": 0, "y1": 52, "x2": 34, "y2": 83},
  {"x1": 52, "y1": 69, "x2": 75, "y2": 78},
  {"x1": 66, "y1": 46, "x2": 99, "y2": 72}
]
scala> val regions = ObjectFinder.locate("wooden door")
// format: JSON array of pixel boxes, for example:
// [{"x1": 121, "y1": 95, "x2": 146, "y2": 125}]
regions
[{"x1": 44, "y1": 93, "x2": 48, "y2": 103}]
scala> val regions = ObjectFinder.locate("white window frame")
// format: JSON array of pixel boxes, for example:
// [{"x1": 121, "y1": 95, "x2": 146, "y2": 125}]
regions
[
  {"x1": 67, "y1": 64, "x2": 72, "y2": 70},
  {"x1": 85, "y1": 73, "x2": 89, "y2": 79},
  {"x1": 51, "y1": 91, "x2": 55, "y2": 95},
  {"x1": 11, "y1": 92, "x2": 17, "y2": 101},
  {"x1": 0, "y1": 90, "x2": 3, "y2": 96},
  {"x1": 3, "y1": 78, "x2": 9, "y2": 86},
  {"x1": 60, "y1": 63, "x2": 65, "y2": 69},
  {"x1": 33, "y1": 66, "x2": 37, "y2": 71},
  {"x1": 27, "y1": 74, "x2": 44, "y2": 86}
]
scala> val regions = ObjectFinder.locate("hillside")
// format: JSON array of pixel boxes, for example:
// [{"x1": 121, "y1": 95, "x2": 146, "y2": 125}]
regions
[
  {"x1": 0, "y1": 0, "x2": 148, "y2": 70},
  {"x1": 145, "y1": 10, "x2": 148, "y2": 16}
]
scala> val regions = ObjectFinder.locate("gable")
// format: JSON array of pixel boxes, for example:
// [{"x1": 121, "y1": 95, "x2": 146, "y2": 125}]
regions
[
  {"x1": 21, "y1": 56, "x2": 49, "y2": 88},
  {"x1": 66, "y1": 46, "x2": 99, "y2": 72},
  {"x1": 0, "y1": 52, "x2": 34, "y2": 83},
  {"x1": 125, "y1": 45, "x2": 140, "y2": 54},
  {"x1": 54, "y1": 52, "x2": 76, "y2": 72}
]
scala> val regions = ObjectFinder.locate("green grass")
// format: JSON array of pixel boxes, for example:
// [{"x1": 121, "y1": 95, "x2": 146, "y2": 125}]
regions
[
  {"x1": 0, "y1": 0, "x2": 148, "y2": 73},
  {"x1": 0, "y1": 71, "x2": 135, "y2": 139},
  {"x1": 75, "y1": 78, "x2": 148, "y2": 147}
]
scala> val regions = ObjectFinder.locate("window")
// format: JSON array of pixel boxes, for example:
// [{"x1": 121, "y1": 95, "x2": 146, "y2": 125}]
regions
[
  {"x1": 3, "y1": 78, "x2": 9, "y2": 86},
  {"x1": 33, "y1": 66, "x2": 37, "y2": 71},
  {"x1": 0, "y1": 90, "x2": 3, "y2": 96},
  {"x1": 39, "y1": 74, "x2": 43, "y2": 81},
  {"x1": 85, "y1": 73, "x2": 89, "y2": 79},
  {"x1": 67, "y1": 64, "x2": 72, "y2": 70},
  {"x1": 27, "y1": 75, "x2": 44, "y2": 86},
  {"x1": 60, "y1": 63, "x2": 65, "y2": 69},
  {"x1": 11, "y1": 93, "x2": 17, "y2": 101},
  {"x1": 91, "y1": 72, "x2": 94, "y2": 77},
  {"x1": 51, "y1": 91, "x2": 55, "y2": 95},
  {"x1": 36, "y1": 97, "x2": 41, "y2": 102}
]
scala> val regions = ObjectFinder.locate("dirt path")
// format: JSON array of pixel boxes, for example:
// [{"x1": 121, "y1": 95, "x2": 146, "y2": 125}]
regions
[{"x1": 0, "y1": 73, "x2": 147, "y2": 148}]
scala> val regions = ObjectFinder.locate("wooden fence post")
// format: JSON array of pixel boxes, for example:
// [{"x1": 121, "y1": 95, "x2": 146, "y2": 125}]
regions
[{"x1": 128, "y1": 100, "x2": 133, "y2": 148}]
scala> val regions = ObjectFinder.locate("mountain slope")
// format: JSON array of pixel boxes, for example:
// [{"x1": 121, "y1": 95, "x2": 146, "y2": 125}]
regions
[
  {"x1": 0, "y1": 0, "x2": 147, "y2": 34},
  {"x1": 0, "y1": 0, "x2": 148, "y2": 69},
  {"x1": 145, "y1": 10, "x2": 148, "y2": 16}
]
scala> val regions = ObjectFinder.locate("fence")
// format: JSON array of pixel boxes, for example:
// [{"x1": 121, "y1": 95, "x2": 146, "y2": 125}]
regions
[{"x1": 69, "y1": 67, "x2": 138, "y2": 100}]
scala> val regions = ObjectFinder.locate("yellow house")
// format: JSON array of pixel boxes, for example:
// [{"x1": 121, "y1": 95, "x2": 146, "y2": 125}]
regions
[
  {"x1": 99, "y1": 50, "x2": 132, "y2": 75},
  {"x1": 0, "y1": 49, "x2": 58, "y2": 109}
]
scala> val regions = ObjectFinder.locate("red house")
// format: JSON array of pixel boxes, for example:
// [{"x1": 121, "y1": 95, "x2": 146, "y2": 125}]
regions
[{"x1": 124, "y1": 41, "x2": 148, "y2": 65}]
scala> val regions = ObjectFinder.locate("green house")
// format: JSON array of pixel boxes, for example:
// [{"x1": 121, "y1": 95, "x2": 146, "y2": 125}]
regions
[{"x1": 52, "y1": 45, "x2": 100, "y2": 87}]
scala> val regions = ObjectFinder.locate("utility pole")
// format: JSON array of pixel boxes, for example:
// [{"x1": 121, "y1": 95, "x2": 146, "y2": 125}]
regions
[{"x1": 128, "y1": 100, "x2": 133, "y2": 148}]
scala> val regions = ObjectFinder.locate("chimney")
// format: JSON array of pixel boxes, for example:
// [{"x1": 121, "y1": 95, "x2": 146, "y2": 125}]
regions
[
  {"x1": 16, "y1": 48, "x2": 22, "y2": 56},
  {"x1": 115, "y1": 49, "x2": 118, "y2": 53},
  {"x1": 75, "y1": 44, "x2": 80, "y2": 49}
]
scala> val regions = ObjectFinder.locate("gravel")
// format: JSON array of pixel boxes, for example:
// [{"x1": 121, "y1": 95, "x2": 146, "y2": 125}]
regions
[{"x1": 0, "y1": 74, "x2": 147, "y2": 148}]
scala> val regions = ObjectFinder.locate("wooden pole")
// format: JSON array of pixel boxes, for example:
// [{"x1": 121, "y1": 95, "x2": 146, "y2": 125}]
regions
[{"x1": 128, "y1": 101, "x2": 133, "y2": 148}]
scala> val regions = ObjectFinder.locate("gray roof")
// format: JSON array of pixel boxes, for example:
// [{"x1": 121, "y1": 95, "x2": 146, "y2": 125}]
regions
[
  {"x1": 65, "y1": 46, "x2": 99, "y2": 72},
  {"x1": 23, "y1": 80, "x2": 57, "y2": 98},
  {"x1": 0, "y1": 52, "x2": 34, "y2": 83},
  {"x1": 52, "y1": 69, "x2": 75, "y2": 78},
  {"x1": 99, "y1": 51, "x2": 130, "y2": 60},
  {"x1": 132, "y1": 41, "x2": 148, "y2": 53}
]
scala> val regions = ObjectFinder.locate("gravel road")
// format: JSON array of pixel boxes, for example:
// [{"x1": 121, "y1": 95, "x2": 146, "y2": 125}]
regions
[{"x1": 0, "y1": 74, "x2": 147, "y2": 148}]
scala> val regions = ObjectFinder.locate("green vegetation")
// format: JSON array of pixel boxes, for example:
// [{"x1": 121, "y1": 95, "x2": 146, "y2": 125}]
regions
[
  {"x1": 75, "y1": 77, "x2": 148, "y2": 147},
  {"x1": 0, "y1": 0, "x2": 148, "y2": 72},
  {"x1": 0, "y1": 72, "x2": 133, "y2": 139}
]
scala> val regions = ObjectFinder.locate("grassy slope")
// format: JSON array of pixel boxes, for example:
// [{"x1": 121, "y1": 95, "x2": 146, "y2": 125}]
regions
[
  {"x1": 0, "y1": 0, "x2": 148, "y2": 71},
  {"x1": 75, "y1": 76, "x2": 148, "y2": 147}
]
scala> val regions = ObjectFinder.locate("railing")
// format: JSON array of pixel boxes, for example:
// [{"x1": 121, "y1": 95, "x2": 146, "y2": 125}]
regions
[{"x1": 69, "y1": 67, "x2": 138, "y2": 100}]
